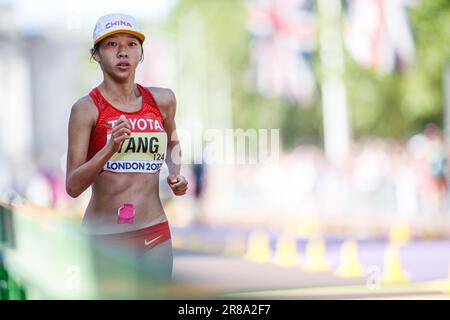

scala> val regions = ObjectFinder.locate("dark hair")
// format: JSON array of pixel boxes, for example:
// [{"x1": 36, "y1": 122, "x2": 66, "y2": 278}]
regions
[{"x1": 90, "y1": 37, "x2": 144, "y2": 63}]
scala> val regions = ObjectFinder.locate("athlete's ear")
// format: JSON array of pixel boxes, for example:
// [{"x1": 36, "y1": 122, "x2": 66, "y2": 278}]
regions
[{"x1": 91, "y1": 48, "x2": 101, "y2": 63}]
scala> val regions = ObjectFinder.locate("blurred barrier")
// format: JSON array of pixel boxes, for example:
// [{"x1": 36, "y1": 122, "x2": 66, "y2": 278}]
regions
[
  {"x1": 0, "y1": 204, "x2": 15, "y2": 249},
  {"x1": 0, "y1": 204, "x2": 26, "y2": 300},
  {"x1": 0, "y1": 202, "x2": 199, "y2": 300}
]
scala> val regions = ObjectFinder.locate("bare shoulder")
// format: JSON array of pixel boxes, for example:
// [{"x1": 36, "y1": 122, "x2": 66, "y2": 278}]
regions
[
  {"x1": 147, "y1": 87, "x2": 176, "y2": 121},
  {"x1": 69, "y1": 95, "x2": 98, "y2": 125}
]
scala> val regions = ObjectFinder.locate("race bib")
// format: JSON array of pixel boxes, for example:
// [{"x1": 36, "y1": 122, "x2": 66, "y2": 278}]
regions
[{"x1": 103, "y1": 116, "x2": 167, "y2": 173}]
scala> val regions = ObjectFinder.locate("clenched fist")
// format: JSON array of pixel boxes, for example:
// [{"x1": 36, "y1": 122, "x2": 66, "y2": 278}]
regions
[
  {"x1": 167, "y1": 174, "x2": 188, "y2": 196},
  {"x1": 106, "y1": 114, "x2": 132, "y2": 154}
]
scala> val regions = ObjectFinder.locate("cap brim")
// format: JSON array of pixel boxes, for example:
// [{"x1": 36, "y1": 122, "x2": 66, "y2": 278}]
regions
[{"x1": 94, "y1": 29, "x2": 145, "y2": 45}]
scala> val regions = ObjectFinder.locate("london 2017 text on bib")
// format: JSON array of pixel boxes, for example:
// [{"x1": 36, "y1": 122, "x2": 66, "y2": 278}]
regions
[{"x1": 103, "y1": 115, "x2": 167, "y2": 173}]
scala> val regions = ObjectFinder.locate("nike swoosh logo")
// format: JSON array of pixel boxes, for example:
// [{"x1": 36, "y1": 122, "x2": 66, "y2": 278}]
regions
[{"x1": 144, "y1": 235, "x2": 162, "y2": 246}]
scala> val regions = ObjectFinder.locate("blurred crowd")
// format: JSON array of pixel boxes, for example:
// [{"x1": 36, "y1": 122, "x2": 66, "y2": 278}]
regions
[{"x1": 203, "y1": 123, "x2": 450, "y2": 231}]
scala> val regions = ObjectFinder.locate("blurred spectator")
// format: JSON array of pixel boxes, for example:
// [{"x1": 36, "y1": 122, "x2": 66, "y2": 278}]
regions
[
  {"x1": 191, "y1": 162, "x2": 208, "y2": 225},
  {"x1": 424, "y1": 123, "x2": 448, "y2": 197}
]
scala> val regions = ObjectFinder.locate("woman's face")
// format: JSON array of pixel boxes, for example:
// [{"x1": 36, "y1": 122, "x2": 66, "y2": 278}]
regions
[{"x1": 93, "y1": 33, "x2": 143, "y2": 81}]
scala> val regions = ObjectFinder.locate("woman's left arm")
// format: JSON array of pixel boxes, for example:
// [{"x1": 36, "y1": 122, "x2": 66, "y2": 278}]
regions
[{"x1": 161, "y1": 88, "x2": 188, "y2": 196}]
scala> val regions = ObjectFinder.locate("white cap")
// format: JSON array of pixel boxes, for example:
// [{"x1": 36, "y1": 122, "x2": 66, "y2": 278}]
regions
[{"x1": 92, "y1": 13, "x2": 145, "y2": 45}]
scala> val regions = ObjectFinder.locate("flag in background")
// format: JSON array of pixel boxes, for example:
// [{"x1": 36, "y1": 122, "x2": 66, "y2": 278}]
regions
[
  {"x1": 384, "y1": 0, "x2": 416, "y2": 71},
  {"x1": 246, "y1": 0, "x2": 318, "y2": 107},
  {"x1": 344, "y1": 0, "x2": 416, "y2": 74}
]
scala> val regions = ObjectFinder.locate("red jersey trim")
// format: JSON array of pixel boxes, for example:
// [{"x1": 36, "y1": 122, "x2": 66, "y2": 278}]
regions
[
  {"x1": 93, "y1": 84, "x2": 145, "y2": 115},
  {"x1": 86, "y1": 83, "x2": 166, "y2": 163}
]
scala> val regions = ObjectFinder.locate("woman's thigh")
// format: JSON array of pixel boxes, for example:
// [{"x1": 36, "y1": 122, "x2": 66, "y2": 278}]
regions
[{"x1": 138, "y1": 239, "x2": 173, "y2": 283}]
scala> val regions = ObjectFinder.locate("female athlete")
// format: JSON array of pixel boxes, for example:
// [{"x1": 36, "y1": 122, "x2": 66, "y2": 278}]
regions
[{"x1": 65, "y1": 13, "x2": 187, "y2": 282}]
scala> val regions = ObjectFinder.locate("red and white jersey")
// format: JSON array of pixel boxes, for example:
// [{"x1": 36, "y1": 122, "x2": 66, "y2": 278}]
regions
[{"x1": 87, "y1": 83, "x2": 167, "y2": 173}]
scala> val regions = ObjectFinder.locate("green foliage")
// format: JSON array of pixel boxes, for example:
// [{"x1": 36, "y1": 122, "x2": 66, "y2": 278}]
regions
[
  {"x1": 346, "y1": 0, "x2": 450, "y2": 139},
  {"x1": 166, "y1": 0, "x2": 323, "y2": 151},
  {"x1": 166, "y1": 0, "x2": 450, "y2": 149}
]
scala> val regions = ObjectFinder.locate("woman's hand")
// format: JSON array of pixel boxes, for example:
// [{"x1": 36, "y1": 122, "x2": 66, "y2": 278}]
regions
[
  {"x1": 106, "y1": 114, "x2": 132, "y2": 155},
  {"x1": 167, "y1": 174, "x2": 188, "y2": 196}
]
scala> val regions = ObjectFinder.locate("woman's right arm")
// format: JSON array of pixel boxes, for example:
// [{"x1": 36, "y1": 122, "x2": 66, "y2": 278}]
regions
[{"x1": 65, "y1": 98, "x2": 131, "y2": 198}]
